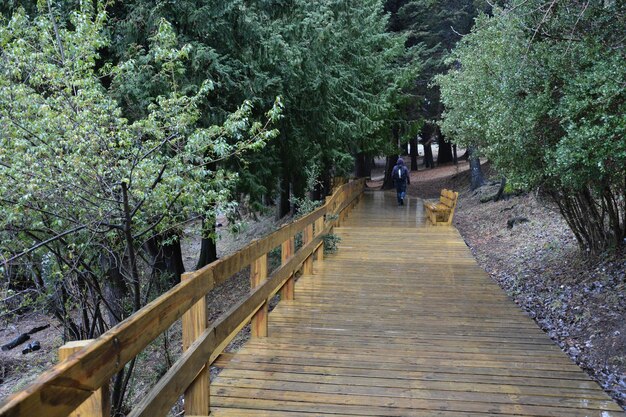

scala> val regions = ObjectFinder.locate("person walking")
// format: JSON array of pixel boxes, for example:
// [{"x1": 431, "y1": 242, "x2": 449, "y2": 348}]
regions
[{"x1": 392, "y1": 157, "x2": 410, "y2": 206}]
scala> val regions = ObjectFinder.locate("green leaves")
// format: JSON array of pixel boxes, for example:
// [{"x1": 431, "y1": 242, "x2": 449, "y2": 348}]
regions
[
  {"x1": 108, "y1": 0, "x2": 413, "y2": 205},
  {"x1": 436, "y1": 1, "x2": 626, "y2": 251},
  {"x1": 0, "y1": 3, "x2": 280, "y2": 320},
  {"x1": 437, "y1": 3, "x2": 626, "y2": 193}
]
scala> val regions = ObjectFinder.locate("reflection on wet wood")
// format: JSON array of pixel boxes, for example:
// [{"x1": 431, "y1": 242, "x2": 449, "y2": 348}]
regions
[{"x1": 211, "y1": 191, "x2": 625, "y2": 417}]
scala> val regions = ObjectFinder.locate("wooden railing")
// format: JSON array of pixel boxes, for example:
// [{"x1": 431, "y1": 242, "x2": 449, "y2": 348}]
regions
[{"x1": 0, "y1": 178, "x2": 366, "y2": 417}]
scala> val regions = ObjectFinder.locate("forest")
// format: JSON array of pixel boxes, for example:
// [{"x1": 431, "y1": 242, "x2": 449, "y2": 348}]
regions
[{"x1": 1, "y1": 0, "x2": 624, "y2": 415}]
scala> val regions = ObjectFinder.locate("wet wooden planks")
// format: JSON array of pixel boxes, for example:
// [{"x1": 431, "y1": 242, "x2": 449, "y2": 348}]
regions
[{"x1": 211, "y1": 191, "x2": 625, "y2": 417}]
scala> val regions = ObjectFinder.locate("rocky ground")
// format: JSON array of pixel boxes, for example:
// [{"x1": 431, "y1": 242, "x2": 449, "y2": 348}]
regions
[
  {"x1": 408, "y1": 160, "x2": 626, "y2": 409},
  {"x1": 0, "y1": 315, "x2": 63, "y2": 399}
]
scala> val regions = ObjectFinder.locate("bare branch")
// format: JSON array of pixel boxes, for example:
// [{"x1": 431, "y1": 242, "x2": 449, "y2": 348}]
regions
[
  {"x1": 5, "y1": 225, "x2": 87, "y2": 264},
  {"x1": 130, "y1": 164, "x2": 168, "y2": 218},
  {"x1": 46, "y1": 0, "x2": 66, "y2": 64},
  {"x1": 566, "y1": 0, "x2": 590, "y2": 53},
  {"x1": 0, "y1": 198, "x2": 81, "y2": 225},
  {"x1": 450, "y1": 26, "x2": 464, "y2": 38},
  {"x1": 133, "y1": 191, "x2": 184, "y2": 240},
  {"x1": 527, "y1": 0, "x2": 559, "y2": 52}
]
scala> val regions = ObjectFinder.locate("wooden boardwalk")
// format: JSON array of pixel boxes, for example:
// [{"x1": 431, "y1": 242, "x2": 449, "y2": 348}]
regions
[{"x1": 211, "y1": 191, "x2": 625, "y2": 417}]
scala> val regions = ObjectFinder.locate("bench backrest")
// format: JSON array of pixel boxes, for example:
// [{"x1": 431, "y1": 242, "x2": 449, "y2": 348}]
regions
[{"x1": 439, "y1": 189, "x2": 458, "y2": 209}]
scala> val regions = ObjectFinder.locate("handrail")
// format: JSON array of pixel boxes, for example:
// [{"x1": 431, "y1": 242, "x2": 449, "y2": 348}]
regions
[{"x1": 0, "y1": 178, "x2": 366, "y2": 417}]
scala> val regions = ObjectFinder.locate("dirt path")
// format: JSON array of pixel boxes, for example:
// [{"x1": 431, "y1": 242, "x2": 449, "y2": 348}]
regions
[{"x1": 367, "y1": 155, "x2": 477, "y2": 198}]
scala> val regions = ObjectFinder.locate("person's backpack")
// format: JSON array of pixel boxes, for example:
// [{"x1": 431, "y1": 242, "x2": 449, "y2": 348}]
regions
[{"x1": 393, "y1": 166, "x2": 406, "y2": 181}]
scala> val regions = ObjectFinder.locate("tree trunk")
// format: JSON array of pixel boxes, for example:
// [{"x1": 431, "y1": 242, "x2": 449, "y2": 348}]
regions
[
  {"x1": 318, "y1": 165, "x2": 332, "y2": 199},
  {"x1": 468, "y1": 146, "x2": 485, "y2": 190},
  {"x1": 146, "y1": 234, "x2": 186, "y2": 289},
  {"x1": 196, "y1": 236, "x2": 217, "y2": 270},
  {"x1": 355, "y1": 152, "x2": 371, "y2": 178},
  {"x1": 382, "y1": 126, "x2": 400, "y2": 190},
  {"x1": 453, "y1": 144, "x2": 458, "y2": 165},
  {"x1": 111, "y1": 369, "x2": 126, "y2": 417},
  {"x1": 381, "y1": 155, "x2": 398, "y2": 190},
  {"x1": 436, "y1": 132, "x2": 454, "y2": 165},
  {"x1": 292, "y1": 169, "x2": 307, "y2": 203},
  {"x1": 278, "y1": 130, "x2": 291, "y2": 218},
  {"x1": 100, "y1": 255, "x2": 128, "y2": 327},
  {"x1": 163, "y1": 239, "x2": 185, "y2": 277},
  {"x1": 100, "y1": 254, "x2": 129, "y2": 416},
  {"x1": 121, "y1": 182, "x2": 141, "y2": 312},
  {"x1": 420, "y1": 123, "x2": 435, "y2": 168},
  {"x1": 278, "y1": 170, "x2": 291, "y2": 218},
  {"x1": 365, "y1": 155, "x2": 374, "y2": 178},
  {"x1": 196, "y1": 216, "x2": 218, "y2": 269},
  {"x1": 312, "y1": 179, "x2": 324, "y2": 201},
  {"x1": 551, "y1": 185, "x2": 625, "y2": 255},
  {"x1": 409, "y1": 136, "x2": 418, "y2": 171},
  {"x1": 423, "y1": 143, "x2": 434, "y2": 168},
  {"x1": 494, "y1": 177, "x2": 507, "y2": 201}
]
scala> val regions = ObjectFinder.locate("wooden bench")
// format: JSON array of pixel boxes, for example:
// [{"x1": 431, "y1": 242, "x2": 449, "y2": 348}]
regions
[{"x1": 423, "y1": 189, "x2": 458, "y2": 225}]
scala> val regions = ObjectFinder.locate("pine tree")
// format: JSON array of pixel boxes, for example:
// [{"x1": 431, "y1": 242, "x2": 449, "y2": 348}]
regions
[
  {"x1": 111, "y1": 0, "x2": 416, "y2": 217},
  {"x1": 384, "y1": 0, "x2": 481, "y2": 171}
]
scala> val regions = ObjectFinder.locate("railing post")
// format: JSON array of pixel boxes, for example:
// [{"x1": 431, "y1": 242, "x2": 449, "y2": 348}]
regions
[
  {"x1": 181, "y1": 272, "x2": 210, "y2": 416},
  {"x1": 250, "y1": 254, "x2": 268, "y2": 337},
  {"x1": 340, "y1": 190, "x2": 347, "y2": 224},
  {"x1": 339, "y1": 187, "x2": 346, "y2": 224},
  {"x1": 302, "y1": 224, "x2": 314, "y2": 275},
  {"x1": 280, "y1": 237, "x2": 295, "y2": 300},
  {"x1": 314, "y1": 217, "x2": 325, "y2": 263},
  {"x1": 58, "y1": 341, "x2": 110, "y2": 417}
]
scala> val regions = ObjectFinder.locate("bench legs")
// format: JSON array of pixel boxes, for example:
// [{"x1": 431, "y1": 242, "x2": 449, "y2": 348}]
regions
[{"x1": 424, "y1": 207, "x2": 451, "y2": 226}]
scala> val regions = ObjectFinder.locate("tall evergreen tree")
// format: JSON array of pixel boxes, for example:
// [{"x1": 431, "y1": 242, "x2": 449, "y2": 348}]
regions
[
  {"x1": 111, "y1": 0, "x2": 417, "y2": 218},
  {"x1": 383, "y1": 0, "x2": 485, "y2": 177}
]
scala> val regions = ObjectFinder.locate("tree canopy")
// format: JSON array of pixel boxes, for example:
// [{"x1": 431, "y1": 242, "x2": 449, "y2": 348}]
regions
[
  {"x1": 437, "y1": 0, "x2": 626, "y2": 253},
  {"x1": 108, "y1": 0, "x2": 417, "y2": 214}
]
